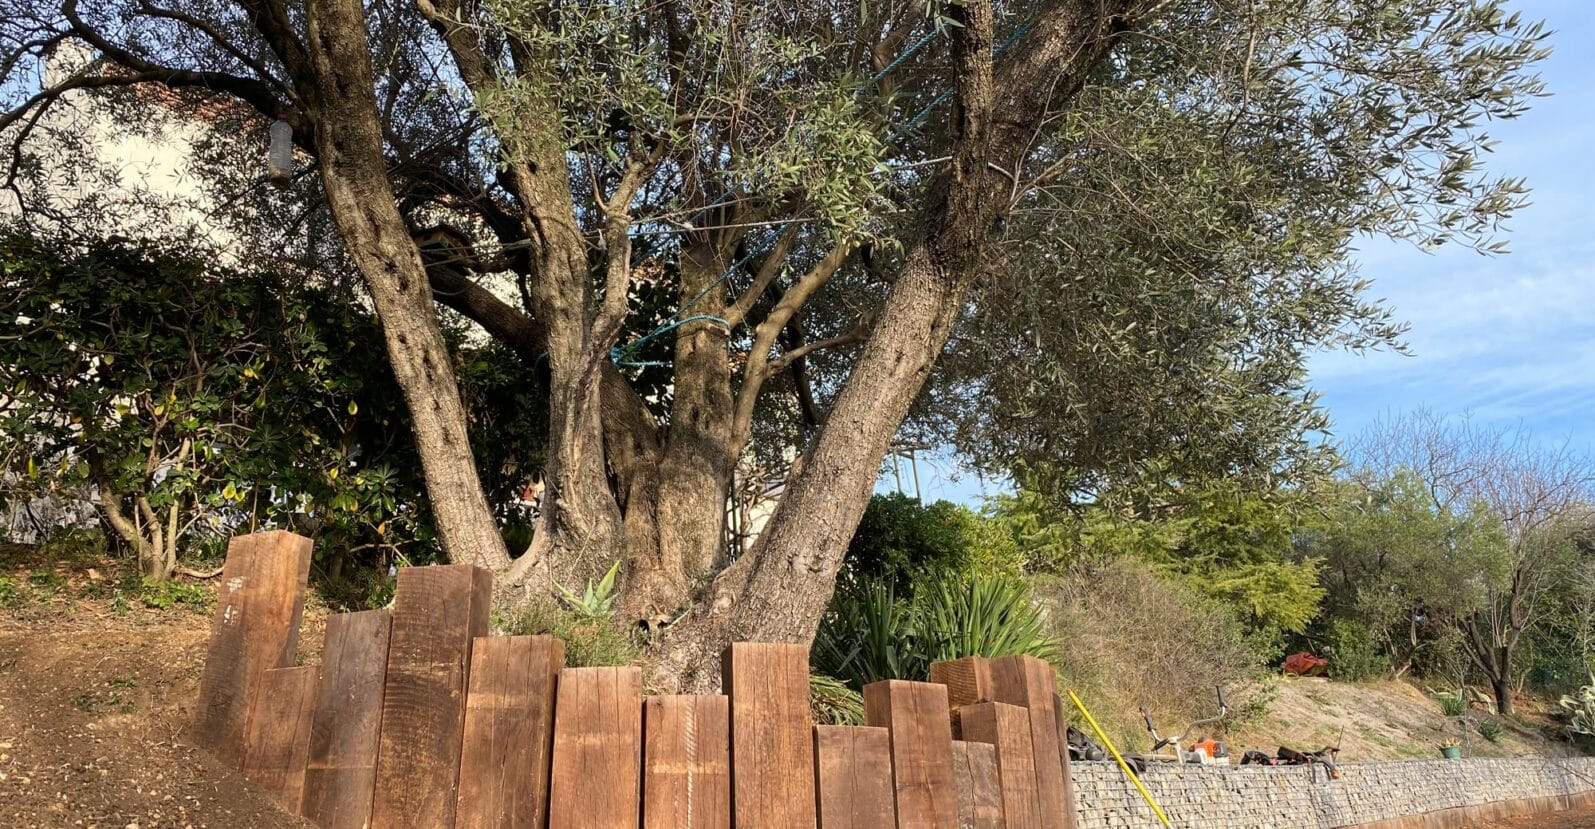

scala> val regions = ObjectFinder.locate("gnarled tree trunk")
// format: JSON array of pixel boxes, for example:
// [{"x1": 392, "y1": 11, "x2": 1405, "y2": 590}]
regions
[{"x1": 301, "y1": 0, "x2": 509, "y2": 574}]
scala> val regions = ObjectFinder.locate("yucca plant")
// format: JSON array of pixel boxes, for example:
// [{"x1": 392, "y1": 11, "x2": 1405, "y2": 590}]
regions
[
  {"x1": 917, "y1": 576, "x2": 1059, "y2": 666},
  {"x1": 813, "y1": 584, "x2": 921, "y2": 687},
  {"x1": 813, "y1": 574, "x2": 1060, "y2": 690}
]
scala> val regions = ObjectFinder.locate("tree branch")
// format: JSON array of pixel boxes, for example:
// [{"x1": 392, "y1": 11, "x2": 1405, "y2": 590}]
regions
[{"x1": 729, "y1": 241, "x2": 855, "y2": 450}]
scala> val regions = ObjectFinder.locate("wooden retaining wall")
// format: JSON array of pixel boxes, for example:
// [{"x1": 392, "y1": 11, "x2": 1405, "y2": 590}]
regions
[{"x1": 190, "y1": 531, "x2": 1079, "y2": 828}]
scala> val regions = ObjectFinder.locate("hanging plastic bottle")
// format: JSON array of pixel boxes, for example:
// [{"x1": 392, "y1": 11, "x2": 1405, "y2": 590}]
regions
[{"x1": 267, "y1": 114, "x2": 293, "y2": 188}]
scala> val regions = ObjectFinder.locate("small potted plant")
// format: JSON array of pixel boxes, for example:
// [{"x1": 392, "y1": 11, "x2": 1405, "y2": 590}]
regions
[{"x1": 1438, "y1": 737, "x2": 1463, "y2": 760}]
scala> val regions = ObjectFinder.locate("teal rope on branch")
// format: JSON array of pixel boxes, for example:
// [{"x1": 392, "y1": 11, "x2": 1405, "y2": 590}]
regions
[
  {"x1": 901, "y1": 20, "x2": 1035, "y2": 132},
  {"x1": 611, "y1": 313, "x2": 731, "y2": 367}
]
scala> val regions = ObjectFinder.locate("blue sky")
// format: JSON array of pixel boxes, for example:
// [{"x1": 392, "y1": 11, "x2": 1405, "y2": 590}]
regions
[
  {"x1": 895, "y1": 0, "x2": 1595, "y2": 505},
  {"x1": 1311, "y1": 0, "x2": 1595, "y2": 447}
]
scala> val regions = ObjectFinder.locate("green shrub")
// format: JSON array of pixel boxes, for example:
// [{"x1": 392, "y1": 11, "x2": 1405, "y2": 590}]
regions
[
  {"x1": 810, "y1": 674, "x2": 865, "y2": 726},
  {"x1": 841, "y1": 494, "x2": 1021, "y2": 595},
  {"x1": 139, "y1": 576, "x2": 214, "y2": 610},
  {"x1": 0, "y1": 576, "x2": 21, "y2": 608},
  {"x1": 1323, "y1": 618, "x2": 1387, "y2": 682},
  {"x1": 501, "y1": 600, "x2": 640, "y2": 669},
  {"x1": 1036, "y1": 558, "x2": 1271, "y2": 750},
  {"x1": 1477, "y1": 719, "x2": 1504, "y2": 742},
  {"x1": 813, "y1": 575, "x2": 1057, "y2": 689}
]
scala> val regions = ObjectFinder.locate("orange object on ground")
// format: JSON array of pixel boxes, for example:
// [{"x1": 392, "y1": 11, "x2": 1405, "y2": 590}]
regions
[{"x1": 1283, "y1": 652, "x2": 1328, "y2": 677}]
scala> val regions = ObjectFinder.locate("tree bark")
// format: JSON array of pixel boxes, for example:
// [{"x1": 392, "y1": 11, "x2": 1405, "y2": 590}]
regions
[
  {"x1": 651, "y1": 0, "x2": 1131, "y2": 691},
  {"x1": 1493, "y1": 675, "x2": 1514, "y2": 718},
  {"x1": 624, "y1": 244, "x2": 736, "y2": 621},
  {"x1": 301, "y1": 0, "x2": 509, "y2": 573}
]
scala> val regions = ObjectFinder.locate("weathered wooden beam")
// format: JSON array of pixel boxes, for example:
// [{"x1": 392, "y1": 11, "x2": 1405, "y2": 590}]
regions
[
  {"x1": 864, "y1": 679, "x2": 959, "y2": 829},
  {"x1": 241, "y1": 664, "x2": 319, "y2": 814},
  {"x1": 193, "y1": 530, "x2": 312, "y2": 766},
  {"x1": 455, "y1": 635, "x2": 564, "y2": 829},
  {"x1": 814, "y1": 725, "x2": 896, "y2": 829},
  {"x1": 369, "y1": 565, "x2": 493, "y2": 829},
  {"x1": 302, "y1": 609, "x2": 392, "y2": 829},
  {"x1": 724, "y1": 642, "x2": 817, "y2": 828},
  {"x1": 643, "y1": 694, "x2": 731, "y2": 829},
  {"x1": 961, "y1": 702, "x2": 1043, "y2": 829},
  {"x1": 549, "y1": 666, "x2": 644, "y2": 829}
]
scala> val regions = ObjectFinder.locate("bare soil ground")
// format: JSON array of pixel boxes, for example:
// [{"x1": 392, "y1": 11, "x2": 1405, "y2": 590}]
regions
[
  {"x1": 0, "y1": 543, "x2": 313, "y2": 828},
  {"x1": 1471, "y1": 807, "x2": 1595, "y2": 828},
  {"x1": 1228, "y1": 675, "x2": 1577, "y2": 762}
]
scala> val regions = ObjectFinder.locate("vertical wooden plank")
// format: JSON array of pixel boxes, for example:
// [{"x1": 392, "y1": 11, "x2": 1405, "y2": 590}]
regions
[
  {"x1": 988, "y1": 656, "x2": 1073, "y2": 829},
  {"x1": 241, "y1": 665, "x2": 319, "y2": 814},
  {"x1": 951, "y1": 740, "x2": 1005, "y2": 829},
  {"x1": 725, "y1": 643, "x2": 817, "y2": 828},
  {"x1": 643, "y1": 694, "x2": 731, "y2": 829},
  {"x1": 814, "y1": 725, "x2": 896, "y2": 829},
  {"x1": 864, "y1": 680, "x2": 959, "y2": 829},
  {"x1": 369, "y1": 565, "x2": 493, "y2": 829},
  {"x1": 1050, "y1": 692, "x2": 1076, "y2": 820},
  {"x1": 960, "y1": 703, "x2": 1043, "y2": 829},
  {"x1": 193, "y1": 530, "x2": 313, "y2": 765},
  {"x1": 303, "y1": 609, "x2": 392, "y2": 829},
  {"x1": 931, "y1": 656, "x2": 996, "y2": 710},
  {"x1": 456, "y1": 635, "x2": 564, "y2": 829},
  {"x1": 548, "y1": 667, "x2": 644, "y2": 829}
]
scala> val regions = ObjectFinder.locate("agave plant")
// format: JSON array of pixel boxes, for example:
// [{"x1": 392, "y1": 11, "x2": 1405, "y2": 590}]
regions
[
  {"x1": 1558, "y1": 671, "x2": 1595, "y2": 739},
  {"x1": 1428, "y1": 688, "x2": 1466, "y2": 717},
  {"x1": 555, "y1": 560, "x2": 622, "y2": 620}
]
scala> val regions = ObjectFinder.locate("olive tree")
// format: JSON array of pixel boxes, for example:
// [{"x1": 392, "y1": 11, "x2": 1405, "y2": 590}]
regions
[{"x1": 0, "y1": 0, "x2": 1548, "y2": 687}]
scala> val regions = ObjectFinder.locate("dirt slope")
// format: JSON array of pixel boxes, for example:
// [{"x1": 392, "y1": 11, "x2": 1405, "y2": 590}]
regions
[
  {"x1": 1228, "y1": 675, "x2": 1577, "y2": 762},
  {"x1": 0, "y1": 549, "x2": 311, "y2": 828}
]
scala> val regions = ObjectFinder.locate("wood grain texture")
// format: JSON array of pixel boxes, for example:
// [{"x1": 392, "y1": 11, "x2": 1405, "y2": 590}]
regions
[
  {"x1": 988, "y1": 656, "x2": 1073, "y2": 829},
  {"x1": 1050, "y1": 692, "x2": 1076, "y2": 825},
  {"x1": 960, "y1": 703, "x2": 1042, "y2": 829},
  {"x1": 864, "y1": 680, "x2": 959, "y2": 829},
  {"x1": 455, "y1": 635, "x2": 564, "y2": 829},
  {"x1": 369, "y1": 565, "x2": 493, "y2": 829},
  {"x1": 241, "y1": 665, "x2": 319, "y2": 814},
  {"x1": 302, "y1": 609, "x2": 392, "y2": 829},
  {"x1": 951, "y1": 740, "x2": 1005, "y2": 829},
  {"x1": 643, "y1": 694, "x2": 731, "y2": 829},
  {"x1": 724, "y1": 643, "x2": 817, "y2": 828},
  {"x1": 548, "y1": 667, "x2": 643, "y2": 829},
  {"x1": 193, "y1": 531, "x2": 312, "y2": 766},
  {"x1": 931, "y1": 656, "x2": 996, "y2": 711},
  {"x1": 814, "y1": 725, "x2": 895, "y2": 829}
]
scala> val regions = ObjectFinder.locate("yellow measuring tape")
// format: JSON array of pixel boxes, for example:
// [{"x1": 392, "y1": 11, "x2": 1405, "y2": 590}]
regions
[{"x1": 1066, "y1": 689, "x2": 1172, "y2": 827}]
